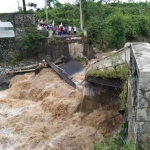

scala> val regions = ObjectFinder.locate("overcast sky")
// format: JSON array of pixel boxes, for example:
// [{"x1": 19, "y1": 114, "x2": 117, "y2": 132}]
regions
[
  {"x1": 0, "y1": 0, "x2": 148, "y2": 13},
  {"x1": 0, "y1": 0, "x2": 73, "y2": 13}
]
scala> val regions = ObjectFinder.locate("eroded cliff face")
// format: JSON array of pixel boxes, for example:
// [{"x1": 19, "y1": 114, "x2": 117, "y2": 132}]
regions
[{"x1": 0, "y1": 68, "x2": 122, "y2": 150}]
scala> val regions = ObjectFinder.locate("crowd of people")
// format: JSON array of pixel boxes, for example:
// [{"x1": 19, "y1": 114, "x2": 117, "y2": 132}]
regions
[{"x1": 36, "y1": 19, "x2": 77, "y2": 36}]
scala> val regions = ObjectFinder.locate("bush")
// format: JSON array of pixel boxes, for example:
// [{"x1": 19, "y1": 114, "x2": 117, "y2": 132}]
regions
[
  {"x1": 10, "y1": 54, "x2": 24, "y2": 64},
  {"x1": 40, "y1": 30, "x2": 49, "y2": 37},
  {"x1": 138, "y1": 15, "x2": 150, "y2": 36},
  {"x1": 76, "y1": 57, "x2": 87, "y2": 66},
  {"x1": 87, "y1": 16, "x2": 112, "y2": 50},
  {"x1": 124, "y1": 15, "x2": 140, "y2": 39},
  {"x1": 48, "y1": 36, "x2": 56, "y2": 44},
  {"x1": 76, "y1": 30, "x2": 84, "y2": 36},
  {"x1": 94, "y1": 122, "x2": 134, "y2": 150},
  {"x1": 93, "y1": 133, "x2": 134, "y2": 150},
  {"x1": 14, "y1": 54, "x2": 24, "y2": 61},
  {"x1": 107, "y1": 13, "x2": 126, "y2": 48},
  {"x1": 19, "y1": 27, "x2": 42, "y2": 56}
]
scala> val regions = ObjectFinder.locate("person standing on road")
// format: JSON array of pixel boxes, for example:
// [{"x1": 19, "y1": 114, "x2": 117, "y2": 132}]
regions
[
  {"x1": 68, "y1": 26, "x2": 72, "y2": 35},
  {"x1": 73, "y1": 26, "x2": 77, "y2": 34},
  {"x1": 58, "y1": 26, "x2": 61, "y2": 36}
]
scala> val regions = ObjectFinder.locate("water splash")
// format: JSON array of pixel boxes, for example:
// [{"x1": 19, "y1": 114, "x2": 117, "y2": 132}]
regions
[{"x1": 0, "y1": 69, "x2": 122, "y2": 150}]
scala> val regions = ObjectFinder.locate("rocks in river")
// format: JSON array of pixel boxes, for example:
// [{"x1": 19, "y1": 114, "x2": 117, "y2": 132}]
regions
[{"x1": 0, "y1": 75, "x2": 14, "y2": 91}]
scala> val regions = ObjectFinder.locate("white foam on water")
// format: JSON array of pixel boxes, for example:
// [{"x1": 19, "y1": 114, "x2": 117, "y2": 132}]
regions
[
  {"x1": 0, "y1": 102, "x2": 41, "y2": 119},
  {"x1": 47, "y1": 130, "x2": 68, "y2": 148},
  {"x1": 0, "y1": 90, "x2": 7, "y2": 99},
  {"x1": 0, "y1": 129, "x2": 25, "y2": 150}
]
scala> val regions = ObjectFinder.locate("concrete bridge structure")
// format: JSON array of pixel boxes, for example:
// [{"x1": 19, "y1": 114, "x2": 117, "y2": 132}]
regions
[{"x1": 85, "y1": 42, "x2": 150, "y2": 150}]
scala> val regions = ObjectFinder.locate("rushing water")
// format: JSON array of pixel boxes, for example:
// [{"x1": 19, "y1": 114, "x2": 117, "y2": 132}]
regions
[{"x1": 0, "y1": 68, "x2": 122, "y2": 150}]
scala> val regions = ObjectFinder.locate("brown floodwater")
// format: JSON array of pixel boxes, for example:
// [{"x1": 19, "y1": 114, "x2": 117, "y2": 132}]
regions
[{"x1": 0, "y1": 68, "x2": 122, "y2": 150}]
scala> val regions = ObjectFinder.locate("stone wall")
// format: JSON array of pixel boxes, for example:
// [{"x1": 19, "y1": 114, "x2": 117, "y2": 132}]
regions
[
  {"x1": 0, "y1": 13, "x2": 35, "y2": 39},
  {"x1": 130, "y1": 43, "x2": 150, "y2": 149},
  {"x1": 0, "y1": 36, "x2": 94, "y2": 62},
  {"x1": 39, "y1": 37, "x2": 94, "y2": 62},
  {"x1": 0, "y1": 37, "x2": 33, "y2": 61},
  {"x1": 0, "y1": 13, "x2": 13, "y2": 23},
  {"x1": 13, "y1": 13, "x2": 35, "y2": 39},
  {"x1": 0, "y1": 13, "x2": 36, "y2": 61},
  {"x1": 0, "y1": 38, "x2": 16, "y2": 61}
]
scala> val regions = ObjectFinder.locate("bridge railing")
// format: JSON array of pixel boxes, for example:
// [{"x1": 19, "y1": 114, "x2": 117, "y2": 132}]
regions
[{"x1": 86, "y1": 44, "x2": 130, "y2": 73}]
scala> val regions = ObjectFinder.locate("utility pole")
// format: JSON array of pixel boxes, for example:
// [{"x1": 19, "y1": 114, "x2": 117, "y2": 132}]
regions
[
  {"x1": 17, "y1": 0, "x2": 19, "y2": 11},
  {"x1": 45, "y1": 0, "x2": 48, "y2": 22},
  {"x1": 79, "y1": 0, "x2": 83, "y2": 31},
  {"x1": 22, "y1": 0, "x2": 26, "y2": 13}
]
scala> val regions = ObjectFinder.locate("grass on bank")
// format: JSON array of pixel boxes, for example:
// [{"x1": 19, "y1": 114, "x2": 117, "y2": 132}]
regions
[
  {"x1": 93, "y1": 126, "x2": 134, "y2": 150},
  {"x1": 86, "y1": 65, "x2": 128, "y2": 81}
]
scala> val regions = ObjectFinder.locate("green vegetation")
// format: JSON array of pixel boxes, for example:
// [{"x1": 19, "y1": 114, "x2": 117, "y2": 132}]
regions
[
  {"x1": 76, "y1": 30, "x2": 84, "y2": 37},
  {"x1": 18, "y1": 1, "x2": 150, "y2": 51},
  {"x1": 10, "y1": 54, "x2": 24, "y2": 64},
  {"x1": 48, "y1": 36, "x2": 56, "y2": 44},
  {"x1": 13, "y1": 54, "x2": 24, "y2": 61},
  {"x1": 86, "y1": 65, "x2": 128, "y2": 81},
  {"x1": 94, "y1": 136, "x2": 134, "y2": 150},
  {"x1": 31, "y1": 1, "x2": 150, "y2": 50},
  {"x1": 40, "y1": 30, "x2": 49, "y2": 37},
  {"x1": 93, "y1": 122, "x2": 134, "y2": 150},
  {"x1": 76, "y1": 57, "x2": 87, "y2": 66},
  {"x1": 119, "y1": 80, "x2": 128, "y2": 111},
  {"x1": 19, "y1": 27, "x2": 48, "y2": 56},
  {"x1": 94, "y1": 132, "x2": 134, "y2": 150},
  {"x1": 86, "y1": 65, "x2": 129, "y2": 110}
]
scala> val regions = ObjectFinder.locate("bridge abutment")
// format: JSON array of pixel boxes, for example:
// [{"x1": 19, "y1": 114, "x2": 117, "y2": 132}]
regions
[{"x1": 130, "y1": 43, "x2": 150, "y2": 149}]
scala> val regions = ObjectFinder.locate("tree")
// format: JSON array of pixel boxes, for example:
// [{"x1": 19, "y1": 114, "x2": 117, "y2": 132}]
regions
[
  {"x1": 19, "y1": 27, "x2": 49, "y2": 56},
  {"x1": 27, "y1": 2, "x2": 37, "y2": 12},
  {"x1": 46, "y1": 0, "x2": 58, "y2": 8},
  {"x1": 18, "y1": 6, "x2": 23, "y2": 12},
  {"x1": 27, "y1": 2, "x2": 37, "y2": 8}
]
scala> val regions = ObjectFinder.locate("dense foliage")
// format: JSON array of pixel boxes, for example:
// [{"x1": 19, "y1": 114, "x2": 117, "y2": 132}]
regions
[
  {"x1": 33, "y1": 1, "x2": 150, "y2": 50},
  {"x1": 21, "y1": 1, "x2": 150, "y2": 50}
]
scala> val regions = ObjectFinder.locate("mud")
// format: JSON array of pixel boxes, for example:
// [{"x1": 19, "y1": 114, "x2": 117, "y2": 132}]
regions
[{"x1": 0, "y1": 68, "x2": 122, "y2": 150}]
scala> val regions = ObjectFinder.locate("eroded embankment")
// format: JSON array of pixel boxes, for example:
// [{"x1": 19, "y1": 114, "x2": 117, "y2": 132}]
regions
[{"x1": 0, "y1": 68, "x2": 122, "y2": 150}]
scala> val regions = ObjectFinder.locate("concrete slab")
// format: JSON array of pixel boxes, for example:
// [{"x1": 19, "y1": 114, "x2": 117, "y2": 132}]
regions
[
  {"x1": 0, "y1": 22, "x2": 13, "y2": 28},
  {"x1": 0, "y1": 30, "x2": 15, "y2": 38}
]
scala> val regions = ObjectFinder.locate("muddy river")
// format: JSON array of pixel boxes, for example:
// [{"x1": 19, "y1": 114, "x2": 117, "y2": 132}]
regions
[{"x1": 0, "y1": 68, "x2": 122, "y2": 150}]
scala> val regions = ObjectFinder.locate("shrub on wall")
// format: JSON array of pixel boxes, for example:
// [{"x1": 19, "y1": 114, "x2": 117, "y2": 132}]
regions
[
  {"x1": 40, "y1": 30, "x2": 49, "y2": 37},
  {"x1": 19, "y1": 27, "x2": 45, "y2": 56},
  {"x1": 48, "y1": 36, "x2": 56, "y2": 44},
  {"x1": 10, "y1": 54, "x2": 24, "y2": 64}
]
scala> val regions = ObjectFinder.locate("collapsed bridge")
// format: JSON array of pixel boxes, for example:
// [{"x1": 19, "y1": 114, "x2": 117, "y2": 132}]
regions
[{"x1": 85, "y1": 42, "x2": 150, "y2": 150}]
